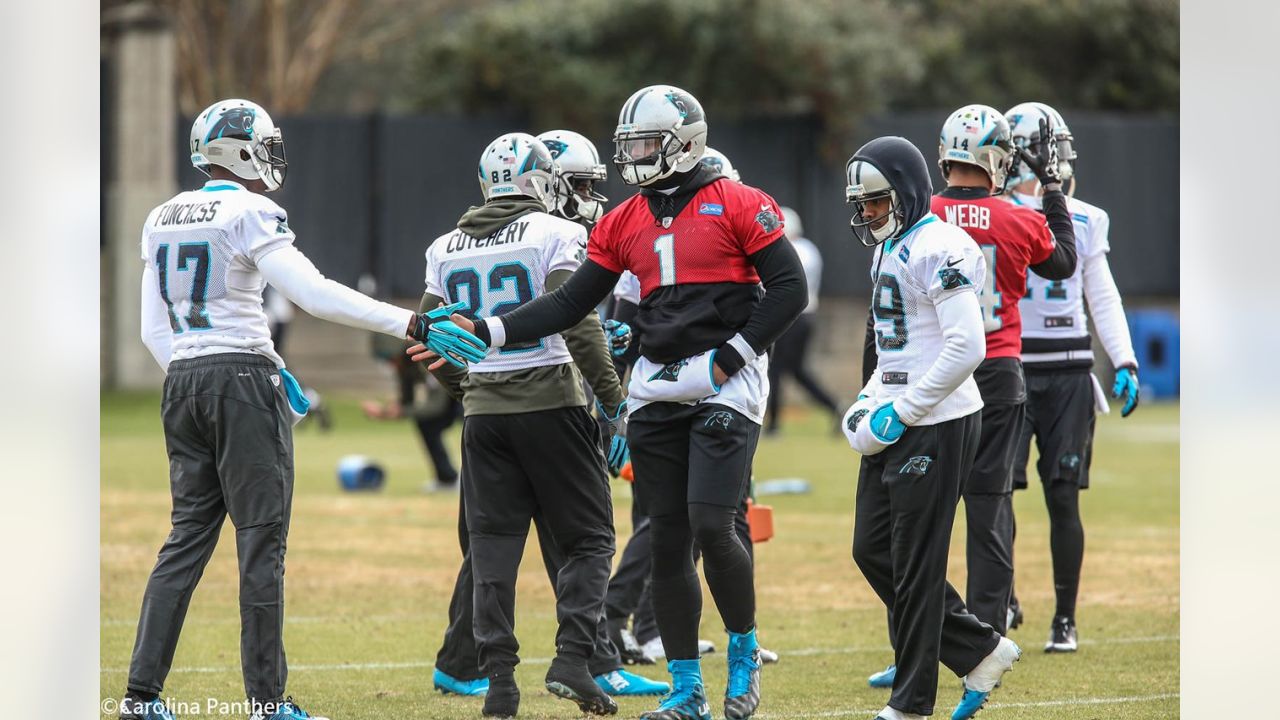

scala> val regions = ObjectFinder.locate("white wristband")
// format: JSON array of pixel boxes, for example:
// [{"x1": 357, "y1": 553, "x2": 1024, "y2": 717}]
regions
[
  {"x1": 726, "y1": 333, "x2": 758, "y2": 365},
  {"x1": 484, "y1": 316, "x2": 507, "y2": 348}
]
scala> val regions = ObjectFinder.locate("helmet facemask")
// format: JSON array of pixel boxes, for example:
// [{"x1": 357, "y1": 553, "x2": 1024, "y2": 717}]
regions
[
  {"x1": 613, "y1": 130, "x2": 689, "y2": 186},
  {"x1": 848, "y1": 188, "x2": 904, "y2": 247},
  {"x1": 553, "y1": 171, "x2": 608, "y2": 225},
  {"x1": 250, "y1": 129, "x2": 288, "y2": 192}
]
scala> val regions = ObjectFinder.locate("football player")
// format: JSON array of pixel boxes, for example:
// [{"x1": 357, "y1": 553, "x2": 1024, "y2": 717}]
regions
[
  {"x1": 122, "y1": 99, "x2": 447, "y2": 720},
  {"x1": 1004, "y1": 102, "x2": 1140, "y2": 653},
  {"x1": 427, "y1": 129, "x2": 669, "y2": 705},
  {"x1": 417, "y1": 132, "x2": 637, "y2": 718},
  {"x1": 843, "y1": 135, "x2": 1020, "y2": 720},
  {"x1": 417, "y1": 84, "x2": 807, "y2": 720}
]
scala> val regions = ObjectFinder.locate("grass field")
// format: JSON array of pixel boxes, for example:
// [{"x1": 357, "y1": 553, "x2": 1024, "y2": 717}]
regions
[{"x1": 101, "y1": 392, "x2": 1178, "y2": 719}]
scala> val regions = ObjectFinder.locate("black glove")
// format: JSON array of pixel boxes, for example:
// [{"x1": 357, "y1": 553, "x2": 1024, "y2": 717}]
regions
[{"x1": 1017, "y1": 118, "x2": 1062, "y2": 191}]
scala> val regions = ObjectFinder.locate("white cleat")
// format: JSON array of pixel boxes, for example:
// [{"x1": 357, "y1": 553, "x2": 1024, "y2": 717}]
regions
[{"x1": 640, "y1": 637, "x2": 717, "y2": 662}]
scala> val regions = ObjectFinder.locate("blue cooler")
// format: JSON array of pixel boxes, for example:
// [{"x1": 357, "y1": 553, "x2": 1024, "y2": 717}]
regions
[
  {"x1": 1126, "y1": 309, "x2": 1179, "y2": 399},
  {"x1": 337, "y1": 455, "x2": 386, "y2": 492}
]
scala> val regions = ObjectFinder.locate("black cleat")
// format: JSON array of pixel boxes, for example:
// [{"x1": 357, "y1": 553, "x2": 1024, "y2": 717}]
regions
[
  {"x1": 545, "y1": 657, "x2": 618, "y2": 715},
  {"x1": 1044, "y1": 615, "x2": 1078, "y2": 653},
  {"x1": 482, "y1": 672, "x2": 520, "y2": 718}
]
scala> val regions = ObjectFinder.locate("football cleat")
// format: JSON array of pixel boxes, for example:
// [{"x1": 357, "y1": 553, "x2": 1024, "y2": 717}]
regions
[
  {"x1": 119, "y1": 697, "x2": 176, "y2": 720},
  {"x1": 482, "y1": 673, "x2": 520, "y2": 718},
  {"x1": 248, "y1": 697, "x2": 329, "y2": 720},
  {"x1": 640, "y1": 636, "x2": 717, "y2": 662},
  {"x1": 613, "y1": 622, "x2": 655, "y2": 665},
  {"x1": 640, "y1": 659, "x2": 712, "y2": 720},
  {"x1": 596, "y1": 669, "x2": 671, "y2": 696},
  {"x1": 868, "y1": 664, "x2": 897, "y2": 688},
  {"x1": 1044, "y1": 615, "x2": 1078, "y2": 653},
  {"x1": 546, "y1": 657, "x2": 618, "y2": 715},
  {"x1": 723, "y1": 629, "x2": 762, "y2": 720},
  {"x1": 433, "y1": 667, "x2": 489, "y2": 696},
  {"x1": 759, "y1": 647, "x2": 779, "y2": 665},
  {"x1": 952, "y1": 637, "x2": 1021, "y2": 719},
  {"x1": 1006, "y1": 600, "x2": 1024, "y2": 631}
]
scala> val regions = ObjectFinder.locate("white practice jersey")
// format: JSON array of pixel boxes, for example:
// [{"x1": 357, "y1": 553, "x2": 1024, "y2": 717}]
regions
[
  {"x1": 612, "y1": 270, "x2": 641, "y2": 305},
  {"x1": 140, "y1": 179, "x2": 295, "y2": 367},
  {"x1": 1015, "y1": 193, "x2": 1105, "y2": 341},
  {"x1": 790, "y1": 237, "x2": 823, "y2": 313},
  {"x1": 1013, "y1": 192, "x2": 1136, "y2": 368},
  {"x1": 426, "y1": 212, "x2": 587, "y2": 373},
  {"x1": 867, "y1": 214, "x2": 986, "y2": 425}
]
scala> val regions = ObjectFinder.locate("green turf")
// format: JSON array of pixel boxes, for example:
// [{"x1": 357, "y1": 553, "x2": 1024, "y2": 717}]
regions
[{"x1": 101, "y1": 391, "x2": 1178, "y2": 719}]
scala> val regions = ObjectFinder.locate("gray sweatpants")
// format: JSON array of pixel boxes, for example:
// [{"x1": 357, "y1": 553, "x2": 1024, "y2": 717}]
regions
[{"x1": 127, "y1": 353, "x2": 294, "y2": 705}]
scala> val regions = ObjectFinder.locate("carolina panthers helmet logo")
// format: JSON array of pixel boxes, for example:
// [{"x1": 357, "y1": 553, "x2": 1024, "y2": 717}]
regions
[
  {"x1": 648, "y1": 358, "x2": 690, "y2": 383},
  {"x1": 543, "y1": 139, "x2": 569, "y2": 159},
  {"x1": 938, "y1": 267, "x2": 972, "y2": 290},
  {"x1": 700, "y1": 156, "x2": 725, "y2": 173},
  {"x1": 847, "y1": 408, "x2": 869, "y2": 433},
  {"x1": 205, "y1": 107, "x2": 257, "y2": 143},
  {"x1": 899, "y1": 456, "x2": 933, "y2": 476},
  {"x1": 704, "y1": 411, "x2": 734, "y2": 430}
]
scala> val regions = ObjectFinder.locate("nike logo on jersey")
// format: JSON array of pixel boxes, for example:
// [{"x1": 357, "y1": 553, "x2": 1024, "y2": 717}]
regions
[{"x1": 946, "y1": 257, "x2": 963, "y2": 267}]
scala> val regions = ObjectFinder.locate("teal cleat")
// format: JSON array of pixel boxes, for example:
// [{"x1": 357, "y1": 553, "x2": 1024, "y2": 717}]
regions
[
  {"x1": 595, "y1": 669, "x2": 671, "y2": 696},
  {"x1": 724, "y1": 629, "x2": 762, "y2": 720},
  {"x1": 639, "y1": 659, "x2": 712, "y2": 720},
  {"x1": 868, "y1": 664, "x2": 897, "y2": 688},
  {"x1": 433, "y1": 668, "x2": 490, "y2": 696},
  {"x1": 951, "y1": 637, "x2": 1021, "y2": 719},
  {"x1": 119, "y1": 697, "x2": 176, "y2": 720}
]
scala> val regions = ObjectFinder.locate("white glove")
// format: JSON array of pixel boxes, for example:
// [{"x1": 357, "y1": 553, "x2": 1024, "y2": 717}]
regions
[
  {"x1": 629, "y1": 349, "x2": 722, "y2": 404},
  {"x1": 842, "y1": 395, "x2": 893, "y2": 456}
]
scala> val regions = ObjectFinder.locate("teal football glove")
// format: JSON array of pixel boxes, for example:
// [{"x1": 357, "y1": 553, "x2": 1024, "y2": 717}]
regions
[
  {"x1": 598, "y1": 400, "x2": 629, "y2": 476},
  {"x1": 603, "y1": 319, "x2": 632, "y2": 358},
  {"x1": 413, "y1": 302, "x2": 488, "y2": 369},
  {"x1": 869, "y1": 402, "x2": 906, "y2": 443},
  {"x1": 1112, "y1": 364, "x2": 1140, "y2": 417}
]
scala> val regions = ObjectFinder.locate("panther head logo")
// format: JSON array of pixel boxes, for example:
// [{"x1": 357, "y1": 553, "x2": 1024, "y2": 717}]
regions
[
  {"x1": 648, "y1": 358, "x2": 689, "y2": 383},
  {"x1": 847, "y1": 408, "x2": 869, "y2": 433},
  {"x1": 938, "y1": 267, "x2": 972, "y2": 291},
  {"x1": 704, "y1": 411, "x2": 734, "y2": 430},
  {"x1": 899, "y1": 456, "x2": 933, "y2": 476},
  {"x1": 205, "y1": 106, "x2": 257, "y2": 143},
  {"x1": 543, "y1": 139, "x2": 569, "y2": 159},
  {"x1": 700, "y1": 156, "x2": 725, "y2": 173},
  {"x1": 755, "y1": 207, "x2": 781, "y2": 233}
]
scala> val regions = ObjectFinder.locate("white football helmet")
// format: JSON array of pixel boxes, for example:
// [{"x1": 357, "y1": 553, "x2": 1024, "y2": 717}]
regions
[
  {"x1": 699, "y1": 146, "x2": 740, "y2": 182},
  {"x1": 845, "y1": 158, "x2": 902, "y2": 247},
  {"x1": 478, "y1": 133, "x2": 557, "y2": 209},
  {"x1": 538, "y1": 129, "x2": 608, "y2": 225},
  {"x1": 189, "y1": 99, "x2": 287, "y2": 191},
  {"x1": 613, "y1": 85, "x2": 708, "y2": 186},
  {"x1": 780, "y1": 206, "x2": 803, "y2": 239},
  {"x1": 938, "y1": 104, "x2": 1014, "y2": 193},
  {"x1": 1004, "y1": 101, "x2": 1076, "y2": 190}
]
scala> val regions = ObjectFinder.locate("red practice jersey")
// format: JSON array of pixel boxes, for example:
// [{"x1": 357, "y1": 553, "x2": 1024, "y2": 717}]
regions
[
  {"x1": 588, "y1": 178, "x2": 785, "y2": 297},
  {"x1": 931, "y1": 193, "x2": 1054, "y2": 358}
]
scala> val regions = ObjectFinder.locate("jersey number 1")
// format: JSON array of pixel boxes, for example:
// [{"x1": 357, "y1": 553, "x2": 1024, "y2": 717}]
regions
[
  {"x1": 978, "y1": 245, "x2": 1002, "y2": 332},
  {"x1": 157, "y1": 242, "x2": 212, "y2": 333},
  {"x1": 654, "y1": 233, "x2": 676, "y2": 286}
]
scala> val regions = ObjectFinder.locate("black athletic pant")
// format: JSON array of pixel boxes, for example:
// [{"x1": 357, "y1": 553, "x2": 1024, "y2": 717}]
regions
[
  {"x1": 462, "y1": 407, "x2": 616, "y2": 675},
  {"x1": 628, "y1": 402, "x2": 760, "y2": 661},
  {"x1": 963, "y1": 358, "x2": 1026, "y2": 635},
  {"x1": 435, "y1": 483, "x2": 622, "y2": 678},
  {"x1": 852, "y1": 412, "x2": 1000, "y2": 717},
  {"x1": 766, "y1": 313, "x2": 840, "y2": 432},
  {"x1": 128, "y1": 353, "x2": 294, "y2": 706},
  {"x1": 1012, "y1": 369, "x2": 1094, "y2": 620}
]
